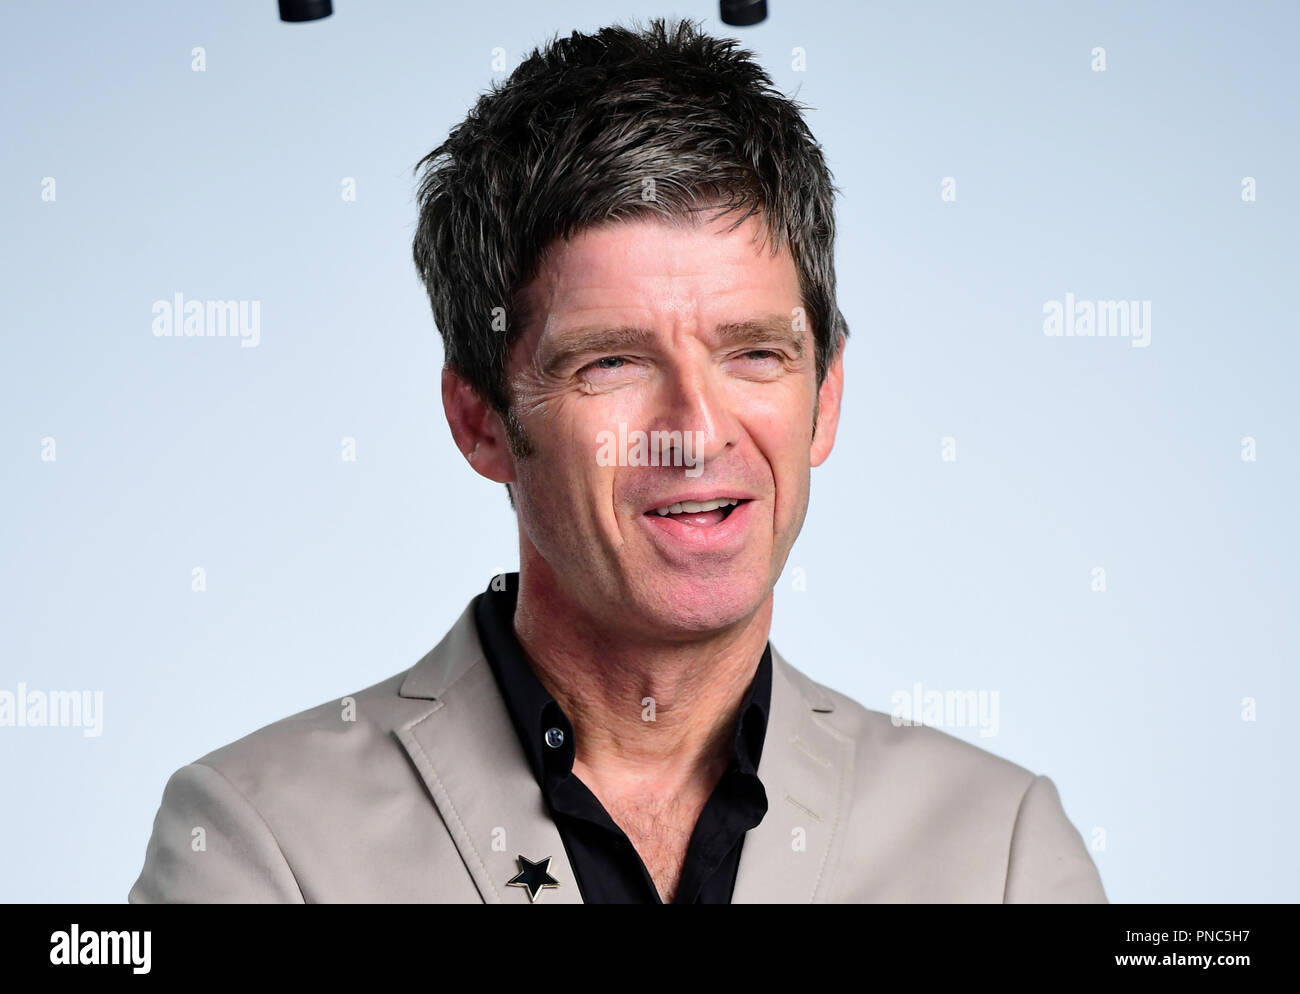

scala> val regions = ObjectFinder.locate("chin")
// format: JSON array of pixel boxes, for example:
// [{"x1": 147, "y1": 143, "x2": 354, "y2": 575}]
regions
[{"x1": 632, "y1": 568, "x2": 769, "y2": 636}]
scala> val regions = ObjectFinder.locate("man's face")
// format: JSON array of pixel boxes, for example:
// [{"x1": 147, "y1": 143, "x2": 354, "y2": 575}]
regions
[{"x1": 463, "y1": 211, "x2": 843, "y2": 639}]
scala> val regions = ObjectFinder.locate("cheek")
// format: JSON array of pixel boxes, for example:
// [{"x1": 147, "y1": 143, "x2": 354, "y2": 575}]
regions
[
  {"x1": 764, "y1": 426, "x2": 814, "y2": 526},
  {"x1": 515, "y1": 444, "x2": 619, "y2": 541}
]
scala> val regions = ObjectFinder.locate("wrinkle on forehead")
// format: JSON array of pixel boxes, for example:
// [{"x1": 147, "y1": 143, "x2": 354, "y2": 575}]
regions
[{"x1": 504, "y1": 214, "x2": 803, "y2": 417}]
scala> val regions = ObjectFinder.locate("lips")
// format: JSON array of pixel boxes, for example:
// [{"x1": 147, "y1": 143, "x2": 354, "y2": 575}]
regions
[
  {"x1": 641, "y1": 492, "x2": 757, "y2": 516},
  {"x1": 638, "y1": 496, "x2": 756, "y2": 557},
  {"x1": 645, "y1": 499, "x2": 745, "y2": 527}
]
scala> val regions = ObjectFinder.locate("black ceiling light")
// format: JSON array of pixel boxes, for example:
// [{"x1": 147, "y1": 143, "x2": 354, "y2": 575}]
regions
[
  {"x1": 721, "y1": 0, "x2": 767, "y2": 26},
  {"x1": 278, "y1": 0, "x2": 332, "y2": 22},
  {"x1": 278, "y1": 2, "x2": 764, "y2": 29}
]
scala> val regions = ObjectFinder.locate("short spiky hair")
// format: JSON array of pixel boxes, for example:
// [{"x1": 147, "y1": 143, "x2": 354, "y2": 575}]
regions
[{"x1": 412, "y1": 15, "x2": 848, "y2": 431}]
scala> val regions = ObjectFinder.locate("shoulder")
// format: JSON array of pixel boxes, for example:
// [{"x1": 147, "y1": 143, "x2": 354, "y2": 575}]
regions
[
  {"x1": 774, "y1": 654, "x2": 1106, "y2": 902},
  {"x1": 130, "y1": 666, "x2": 442, "y2": 903},
  {"x1": 777, "y1": 655, "x2": 1035, "y2": 796},
  {"x1": 186, "y1": 667, "x2": 432, "y2": 803}
]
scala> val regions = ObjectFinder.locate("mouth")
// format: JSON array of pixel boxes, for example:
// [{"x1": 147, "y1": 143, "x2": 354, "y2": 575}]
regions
[
  {"x1": 638, "y1": 495, "x2": 755, "y2": 557},
  {"x1": 643, "y1": 497, "x2": 751, "y2": 528}
]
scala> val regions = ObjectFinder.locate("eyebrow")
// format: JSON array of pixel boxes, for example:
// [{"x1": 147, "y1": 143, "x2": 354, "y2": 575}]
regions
[{"x1": 538, "y1": 315, "x2": 805, "y2": 375}]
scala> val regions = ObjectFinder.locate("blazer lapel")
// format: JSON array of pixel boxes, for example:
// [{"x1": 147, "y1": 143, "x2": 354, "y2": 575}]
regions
[
  {"x1": 395, "y1": 602, "x2": 583, "y2": 904},
  {"x1": 730, "y1": 645, "x2": 853, "y2": 903},
  {"x1": 395, "y1": 600, "x2": 852, "y2": 904}
]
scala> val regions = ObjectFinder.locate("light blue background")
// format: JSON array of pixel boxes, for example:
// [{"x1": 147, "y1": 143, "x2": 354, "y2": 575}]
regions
[{"x1": 2, "y1": 0, "x2": 1295, "y2": 903}]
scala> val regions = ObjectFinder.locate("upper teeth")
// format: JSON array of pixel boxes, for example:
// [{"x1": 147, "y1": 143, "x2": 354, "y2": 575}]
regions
[{"x1": 654, "y1": 498, "x2": 740, "y2": 516}]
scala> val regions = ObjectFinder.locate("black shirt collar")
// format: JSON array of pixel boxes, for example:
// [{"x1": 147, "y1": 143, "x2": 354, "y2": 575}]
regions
[{"x1": 473, "y1": 571, "x2": 772, "y2": 786}]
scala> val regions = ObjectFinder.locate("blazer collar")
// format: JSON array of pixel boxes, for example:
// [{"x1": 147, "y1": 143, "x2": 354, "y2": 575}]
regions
[{"x1": 395, "y1": 597, "x2": 850, "y2": 903}]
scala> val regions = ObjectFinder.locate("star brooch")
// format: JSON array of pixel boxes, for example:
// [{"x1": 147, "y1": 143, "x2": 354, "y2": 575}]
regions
[{"x1": 507, "y1": 854, "x2": 561, "y2": 903}]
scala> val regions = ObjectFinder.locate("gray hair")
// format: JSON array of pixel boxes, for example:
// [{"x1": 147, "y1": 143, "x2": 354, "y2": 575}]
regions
[{"x1": 412, "y1": 16, "x2": 849, "y2": 489}]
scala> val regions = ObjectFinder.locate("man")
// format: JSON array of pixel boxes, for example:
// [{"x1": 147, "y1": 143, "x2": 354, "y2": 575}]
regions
[{"x1": 129, "y1": 17, "x2": 1106, "y2": 903}]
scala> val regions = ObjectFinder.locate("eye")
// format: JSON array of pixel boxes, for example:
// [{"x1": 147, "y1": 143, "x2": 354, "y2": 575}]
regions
[
  {"x1": 578, "y1": 355, "x2": 635, "y2": 378},
  {"x1": 724, "y1": 348, "x2": 786, "y2": 380},
  {"x1": 732, "y1": 349, "x2": 784, "y2": 366}
]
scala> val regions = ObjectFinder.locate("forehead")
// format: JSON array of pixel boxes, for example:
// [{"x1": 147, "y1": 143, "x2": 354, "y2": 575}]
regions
[{"x1": 512, "y1": 213, "x2": 801, "y2": 352}]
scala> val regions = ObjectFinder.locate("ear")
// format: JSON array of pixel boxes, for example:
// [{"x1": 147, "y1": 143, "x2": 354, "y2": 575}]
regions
[
  {"x1": 442, "y1": 367, "x2": 516, "y2": 485},
  {"x1": 810, "y1": 337, "x2": 845, "y2": 468}
]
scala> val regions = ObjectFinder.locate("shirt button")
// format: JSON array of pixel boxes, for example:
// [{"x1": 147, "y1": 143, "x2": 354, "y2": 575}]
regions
[{"x1": 544, "y1": 727, "x2": 565, "y2": 749}]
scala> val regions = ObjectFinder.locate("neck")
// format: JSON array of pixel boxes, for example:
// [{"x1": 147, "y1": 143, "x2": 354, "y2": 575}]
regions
[{"x1": 511, "y1": 561, "x2": 772, "y2": 793}]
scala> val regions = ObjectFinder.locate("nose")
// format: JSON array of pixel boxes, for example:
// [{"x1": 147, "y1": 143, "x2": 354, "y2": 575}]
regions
[{"x1": 650, "y1": 350, "x2": 740, "y2": 472}]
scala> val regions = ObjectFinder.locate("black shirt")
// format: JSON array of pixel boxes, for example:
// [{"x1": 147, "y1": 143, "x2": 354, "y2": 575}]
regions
[{"x1": 473, "y1": 572, "x2": 771, "y2": 904}]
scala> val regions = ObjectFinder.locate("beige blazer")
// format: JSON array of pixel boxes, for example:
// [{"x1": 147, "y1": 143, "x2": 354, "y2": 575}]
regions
[{"x1": 128, "y1": 598, "x2": 1107, "y2": 903}]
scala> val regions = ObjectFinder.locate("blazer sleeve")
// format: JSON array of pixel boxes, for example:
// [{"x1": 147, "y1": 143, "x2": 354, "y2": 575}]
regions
[
  {"x1": 128, "y1": 762, "x2": 305, "y2": 903},
  {"x1": 1002, "y1": 774, "x2": 1107, "y2": 903}
]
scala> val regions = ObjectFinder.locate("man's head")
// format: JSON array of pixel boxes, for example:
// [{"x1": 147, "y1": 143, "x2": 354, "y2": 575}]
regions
[{"x1": 413, "y1": 17, "x2": 848, "y2": 639}]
